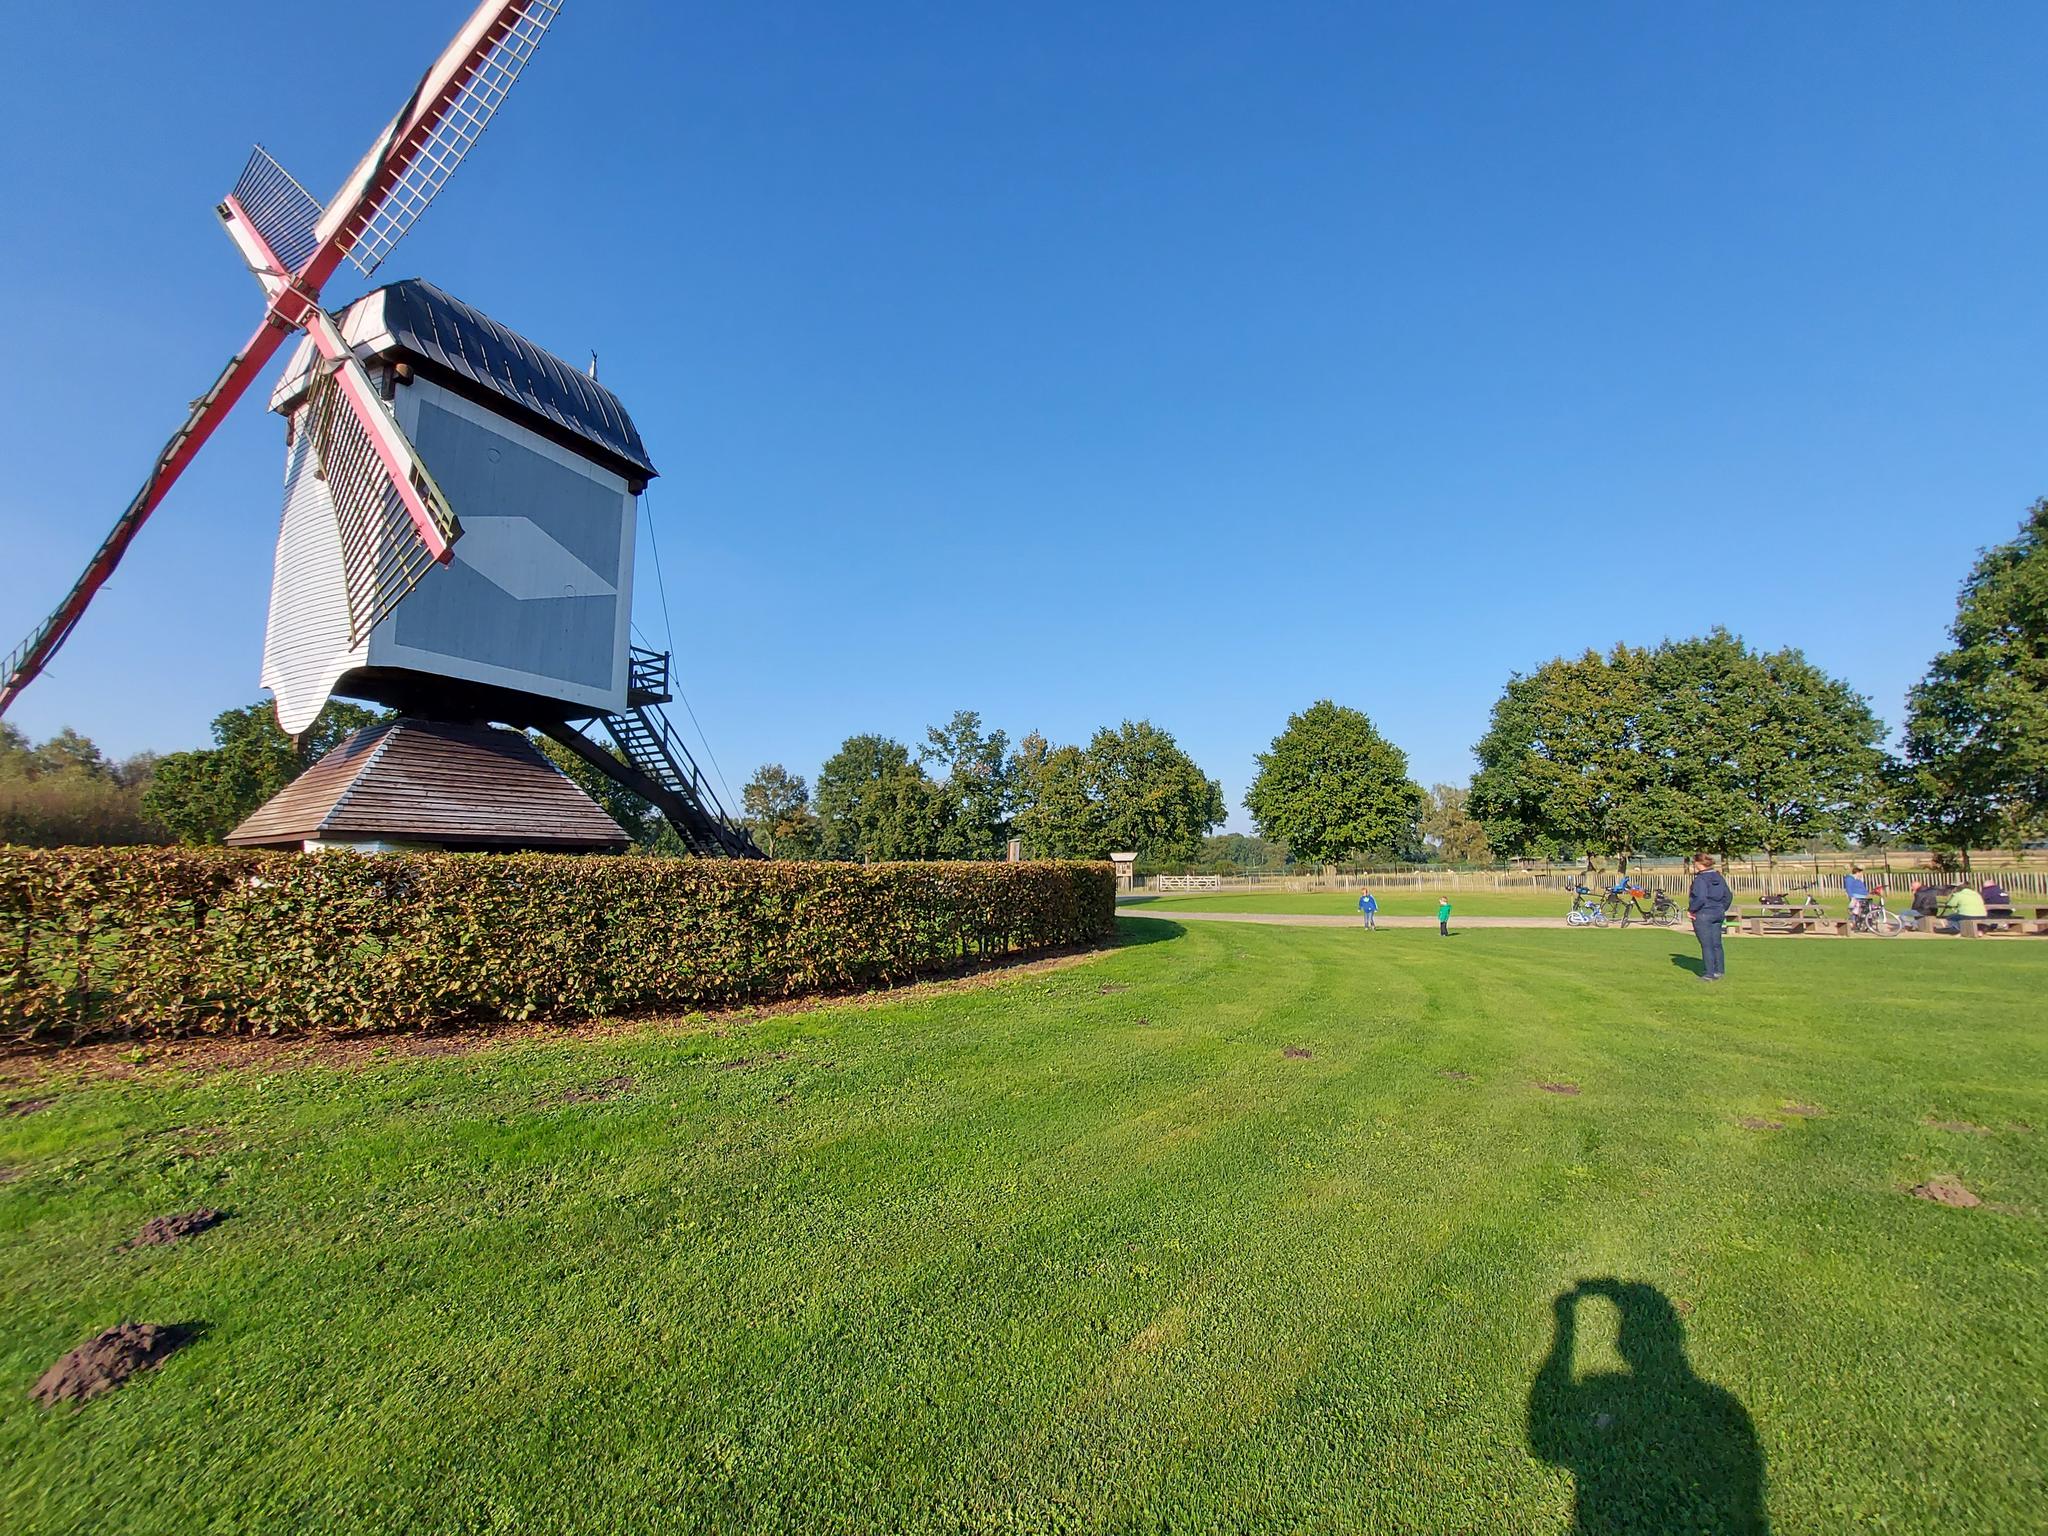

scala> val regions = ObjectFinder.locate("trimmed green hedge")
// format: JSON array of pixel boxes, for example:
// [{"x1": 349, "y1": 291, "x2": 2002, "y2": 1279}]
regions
[{"x1": 0, "y1": 849, "x2": 1116, "y2": 1040}]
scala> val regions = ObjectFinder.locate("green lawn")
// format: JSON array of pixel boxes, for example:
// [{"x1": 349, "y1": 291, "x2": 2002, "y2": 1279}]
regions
[{"x1": 3, "y1": 918, "x2": 2044, "y2": 1532}]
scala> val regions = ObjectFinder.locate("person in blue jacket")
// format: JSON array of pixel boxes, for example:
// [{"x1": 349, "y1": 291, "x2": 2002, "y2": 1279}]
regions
[
  {"x1": 1687, "y1": 854, "x2": 1734, "y2": 981},
  {"x1": 1842, "y1": 865, "x2": 1870, "y2": 922},
  {"x1": 1358, "y1": 889, "x2": 1377, "y2": 931}
]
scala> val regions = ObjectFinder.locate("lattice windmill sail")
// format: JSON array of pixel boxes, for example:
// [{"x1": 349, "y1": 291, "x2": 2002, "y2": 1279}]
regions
[{"x1": 0, "y1": 0, "x2": 564, "y2": 719}]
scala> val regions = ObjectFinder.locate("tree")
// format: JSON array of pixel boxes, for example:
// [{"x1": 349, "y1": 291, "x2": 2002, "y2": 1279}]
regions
[
  {"x1": 30, "y1": 727, "x2": 108, "y2": 779},
  {"x1": 1085, "y1": 719, "x2": 1225, "y2": 866},
  {"x1": 142, "y1": 698, "x2": 384, "y2": 845},
  {"x1": 740, "y1": 763, "x2": 819, "y2": 858},
  {"x1": 1243, "y1": 701, "x2": 1423, "y2": 868},
  {"x1": 813, "y1": 734, "x2": 944, "y2": 861},
  {"x1": 1472, "y1": 634, "x2": 1888, "y2": 868},
  {"x1": 1898, "y1": 497, "x2": 2048, "y2": 863},
  {"x1": 1199, "y1": 832, "x2": 1286, "y2": 875},
  {"x1": 1010, "y1": 732, "x2": 1101, "y2": 859},
  {"x1": 1420, "y1": 783, "x2": 1492, "y2": 865},
  {"x1": 1648, "y1": 631, "x2": 1886, "y2": 869},
  {"x1": 920, "y1": 710, "x2": 1013, "y2": 859},
  {"x1": 1470, "y1": 646, "x2": 1668, "y2": 867},
  {"x1": 0, "y1": 724, "x2": 162, "y2": 847}
]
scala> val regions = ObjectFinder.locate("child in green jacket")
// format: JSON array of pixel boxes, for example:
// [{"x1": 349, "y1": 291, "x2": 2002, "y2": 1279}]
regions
[{"x1": 1438, "y1": 898, "x2": 1452, "y2": 936}]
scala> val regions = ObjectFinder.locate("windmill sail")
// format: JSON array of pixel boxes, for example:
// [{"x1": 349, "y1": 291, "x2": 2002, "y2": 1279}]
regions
[
  {"x1": 301, "y1": 364, "x2": 462, "y2": 645},
  {"x1": 0, "y1": 0, "x2": 565, "y2": 720},
  {"x1": 332, "y1": 0, "x2": 564, "y2": 277},
  {"x1": 229, "y1": 147, "x2": 325, "y2": 277}
]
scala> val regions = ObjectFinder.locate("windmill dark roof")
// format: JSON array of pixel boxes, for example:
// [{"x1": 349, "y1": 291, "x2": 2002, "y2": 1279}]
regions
[
  {"x1": 226, "y1": 717, "x2": 630, "y2": 851},
  {"x1": 371, "y1": 278, "x2": 657, "y2": 481}
]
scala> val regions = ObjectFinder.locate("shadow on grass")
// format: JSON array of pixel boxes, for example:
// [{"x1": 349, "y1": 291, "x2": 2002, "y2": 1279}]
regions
[
  {"x1": 1529, "y1": 1279, "x2": 1767, "y2": 1534},
  {"x1": 1113, "y1": 916, "x2": 1188, "y2": 948},
  {"x1": 1670, "y1": 952, "x2": 1705, "y2": 976}
]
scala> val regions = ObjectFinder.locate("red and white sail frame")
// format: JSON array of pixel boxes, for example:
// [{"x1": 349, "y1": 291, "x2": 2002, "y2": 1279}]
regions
[{"x1": 0, "y1": 0, "x2": 564, "y2": 718}]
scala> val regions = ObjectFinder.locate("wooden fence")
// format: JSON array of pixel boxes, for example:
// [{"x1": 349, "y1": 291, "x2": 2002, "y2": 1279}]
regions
[{"x1": 1134, "y1": 867, "x2": 2048, "y2": 898}]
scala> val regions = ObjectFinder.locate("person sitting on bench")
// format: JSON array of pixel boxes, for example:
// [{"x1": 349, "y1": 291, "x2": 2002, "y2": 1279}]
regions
[
  {"x1": 1938, "y1": 885, "x2": 1988, "y2": 934},
  {"x1": 1908, "y1": 882, "x2": 1942, "y2": 931},
  {"x1": 1979, "y1": 879, "x2": 2011, "y2": 917}
]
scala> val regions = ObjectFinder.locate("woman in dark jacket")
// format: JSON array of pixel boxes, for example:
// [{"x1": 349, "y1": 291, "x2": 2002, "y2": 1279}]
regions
[{"x1": 1687, "y1": 854, "x2": 1733, "y2": 981}]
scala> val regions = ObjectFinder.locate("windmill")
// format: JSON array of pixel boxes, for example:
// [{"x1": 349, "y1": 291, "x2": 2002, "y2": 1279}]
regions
[{"x1": 0, "y1": 0, "x2": 761, "y2": 857}]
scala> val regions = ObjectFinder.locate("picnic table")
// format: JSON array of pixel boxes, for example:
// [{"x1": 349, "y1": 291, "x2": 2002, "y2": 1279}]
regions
[{"x1": 1737, "y1": 907, "x2": 1846, "y2": 937}]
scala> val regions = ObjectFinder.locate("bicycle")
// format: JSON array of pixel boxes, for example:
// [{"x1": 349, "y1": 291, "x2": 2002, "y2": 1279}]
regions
[
  {"x1": 1614, "y1": 884, "x2": 1680, "y2": 927},
  {"x1": 1848, "y1": 888, "x2": 1907, "y2": 937},
  {"x1": 1565, "y1": 884, "x2": 1608, "y2": 927},
  {"x1": 1758, "y1": 881, "x2": 1826, "y2": 921}
]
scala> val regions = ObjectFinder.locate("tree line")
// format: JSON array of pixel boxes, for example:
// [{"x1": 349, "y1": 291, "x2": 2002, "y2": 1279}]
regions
[
  {"x1": 4, "y1": 497, "x2": 2042, "y2": 866},
  {"x1": 1468, "y1": 498, "x2": 2048, "y2": 869},
  {"x1": 736, "y1": 713, "x2": 1228, "y2": 866}
]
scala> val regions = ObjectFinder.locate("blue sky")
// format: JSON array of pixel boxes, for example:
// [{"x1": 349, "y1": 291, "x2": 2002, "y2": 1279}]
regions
[{"x1": 2, "y1": 2, "x2": 2043, "y2": 831}]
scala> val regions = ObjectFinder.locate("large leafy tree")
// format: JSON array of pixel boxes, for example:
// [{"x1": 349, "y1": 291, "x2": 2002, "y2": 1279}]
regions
[
  {"x1": 1470, "y1": 646, "x2": 1667, "y2": 866},
  {"x1": 1243, "y1": 701, "x2": 1423, "y2": 868},
  {"x1": 1473, "y1": 635, "x2": 1886, "y2": 867},
  {"x1": 1085, "y1": 719, "x2": 1226, "y2": 866},
  {"x1": 740, "y1": 763, "x2": 819, "y2": 858},
  {"x1": 813, "y1": 734, "x2": 945, "y2": 861},
  {"x1": 1009, "y1": 732, "x2": 1100, "y2": 859},
  {"x1": 142, "y1": 698, "x2": 383, "y2": 845},
  {"x1": 921, "y1": 710, "x2": 1014, "y2": 859},
  {"x1": 1898, "y1": 497, "x2": 2048, "y2": 863},
  {"x1": 1648, "y1": 631, "x2": 1885, "y2": 869}
]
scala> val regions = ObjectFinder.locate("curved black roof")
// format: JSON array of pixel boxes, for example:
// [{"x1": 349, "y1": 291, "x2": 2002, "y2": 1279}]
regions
[{"x1": 373, "y1": 278, "x2": 656, "y2": 480}]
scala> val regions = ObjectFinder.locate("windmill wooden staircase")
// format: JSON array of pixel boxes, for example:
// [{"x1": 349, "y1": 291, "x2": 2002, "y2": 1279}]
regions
[{"x1": 539, "y1": 648, "x2": 764, "y2": 859}]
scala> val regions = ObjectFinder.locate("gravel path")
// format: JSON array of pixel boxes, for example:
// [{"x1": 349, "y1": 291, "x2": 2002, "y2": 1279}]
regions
[{"x1": 1116, "y1": 909, "x2": 1568, "y2": 929}]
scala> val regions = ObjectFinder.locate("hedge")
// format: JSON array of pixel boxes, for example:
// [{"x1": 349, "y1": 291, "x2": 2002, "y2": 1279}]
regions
[{"x1": 0, "y1": 848, "x2": 1116, "y2": 1040}]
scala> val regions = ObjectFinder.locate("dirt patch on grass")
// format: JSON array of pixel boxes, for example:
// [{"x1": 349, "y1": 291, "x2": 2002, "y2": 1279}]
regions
[
  {"x1": 5, "y1": 1096, "x2": 55, "y2": 1117},
  {"x1": 0, "y1": 944, "x2": 1118, "y2": 1089},
  {"x1": 0, "y1": 1167, "x2": 20, "y2": 1184},
  {"x1": 1909, "y1": 1176, "x2": 1981, "y2": 1208},
  {"x1": 1925, "y1": 1118, "x2": 1993, "y2": 1135},
  {"x1": 555, "y1": 1075, "x2": 635, "y2": 1105},
  {"x1": 126, "y1": 1210, "x2": 226, "y2": 1249},
  {"x1": 1282, "y1": 1046, "x2": 1313, "y2": 1060},
  {"x1": 1097, "y1": 983, "x2": 1130, "y2": 995},
  {"x1": 32, "y1": 1322, "x2": 196, "y2": 1406},
  {"x1": 1737, "y1": 1116, "x2": 1786, "y2": 1131},
  {"x1": 1538, "y1": 1082, "x2": 1580, "y2": 1097},
  {"x1": 1780, "y1": 1103, "x2": 1824, "y2": 1117},
  {"x1": 171, "y1": 1126, "x2": 229, "y2": 1158},
  {"x1": 1438, "y1": 1069, "x2": 1473, "y2": 1082}
]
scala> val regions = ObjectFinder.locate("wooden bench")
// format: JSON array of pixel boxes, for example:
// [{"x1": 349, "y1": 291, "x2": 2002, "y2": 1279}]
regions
[
  {"x1": 1926, "y1": 915, "x2": 2046, "y2": 937},
  {"x1": 1973, "y1": 916, "x2": 2046, "y2": 937},
  {"x1": 1738, "y1": 910, "x2": 1846, "y2": 937}
]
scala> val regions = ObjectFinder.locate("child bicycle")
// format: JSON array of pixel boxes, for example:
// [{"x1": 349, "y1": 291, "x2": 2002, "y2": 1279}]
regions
[{"x1": 1565, "y1": 884, "x2": 1608, "y2": 927}]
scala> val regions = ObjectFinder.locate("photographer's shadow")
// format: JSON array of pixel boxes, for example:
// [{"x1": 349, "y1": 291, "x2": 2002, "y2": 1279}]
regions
[{"x1": 1528, "y1": 1279, "x2": 1767, "y2": 1534}]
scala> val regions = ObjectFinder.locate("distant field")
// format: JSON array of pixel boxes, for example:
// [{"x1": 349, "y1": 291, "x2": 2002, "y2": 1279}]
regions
[
  {"x1": 1126, "y1": 886, "x2": 1891, "y2": 920},
  {"x1": 1130, "y1": 889, "x2": 1591, "y2": 918},
  {"x1": 3, "y1": 918, "x2": 2044, "y2": 1531}
]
